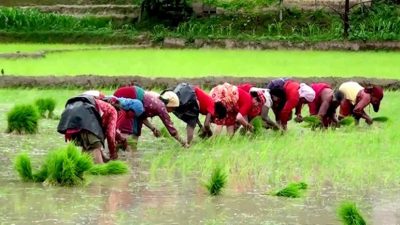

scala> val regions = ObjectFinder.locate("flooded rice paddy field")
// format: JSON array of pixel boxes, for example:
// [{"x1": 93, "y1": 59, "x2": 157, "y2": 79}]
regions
[{"x1": 0, "y1": 89, "x2": 400, "y2": 224}]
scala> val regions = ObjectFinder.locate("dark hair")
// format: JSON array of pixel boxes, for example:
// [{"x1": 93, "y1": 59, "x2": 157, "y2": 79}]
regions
[
  {"x1": 334, "y1": 90, "x2": 344, "y2": 102},
  {"x1": 214, "y1": 102, "x2": 227, "y2": 119}
]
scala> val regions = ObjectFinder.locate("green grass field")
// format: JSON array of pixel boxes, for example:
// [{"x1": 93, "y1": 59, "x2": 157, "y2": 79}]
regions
[{"x1": 0, "y1": 45, "x2": 399, "y2": 78}]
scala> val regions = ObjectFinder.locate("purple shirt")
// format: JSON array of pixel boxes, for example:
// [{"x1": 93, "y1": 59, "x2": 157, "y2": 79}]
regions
[{"x1": 143, "y1": 92, "x2": 177, "y2": 136}]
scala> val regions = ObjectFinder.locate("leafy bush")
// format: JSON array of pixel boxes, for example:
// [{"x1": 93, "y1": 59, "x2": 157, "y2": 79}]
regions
[
  {"x1": 35, "y1": 98, "x2": 56, "y2": 118},
  {"x1": 7, "y1": 104, "x2": 40, "y2": 134}
]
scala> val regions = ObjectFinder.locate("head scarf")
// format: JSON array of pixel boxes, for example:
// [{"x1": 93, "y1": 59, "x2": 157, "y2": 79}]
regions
[
  {"x1": 250, "y1": 87, "x2": 272, "y2": 108},
  {"x1": 82, "y1": 90, "x2": 105, "y2": 99},
  {"x1": 160, "y1": 91, "x2": 180, "y2": 107},
  {"x1": 298, "y1": 83, "x2": 316, "y2": 102},
  {"x1": 210, "y1": 83, "x2": 239, "y2": 111}
]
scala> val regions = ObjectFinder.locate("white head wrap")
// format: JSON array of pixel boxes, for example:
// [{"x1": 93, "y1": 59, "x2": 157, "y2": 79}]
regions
[
  {"x1": 298, "y1": 83, "x2": 315, "y2": 102},
  {"x1": 250, "y1": 87, "x2": 273, "y2": 108}
]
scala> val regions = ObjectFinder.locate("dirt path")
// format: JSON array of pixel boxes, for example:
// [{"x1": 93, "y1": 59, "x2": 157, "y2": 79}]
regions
[{"x1": 1, "y1": 75, "x2": 399, "y2": 90}]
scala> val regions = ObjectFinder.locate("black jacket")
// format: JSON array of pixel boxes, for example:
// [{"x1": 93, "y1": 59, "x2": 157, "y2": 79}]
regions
[
  {"x1": 172, "y1": 83, "x2": 200, "y2": 127},
  {"x1": 57, "y1": 95, "x2": 105, "y2": 141}
]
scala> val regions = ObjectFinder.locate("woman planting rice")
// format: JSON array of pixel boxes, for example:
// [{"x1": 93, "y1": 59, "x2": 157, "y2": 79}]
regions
[
  {"x1": 58, "y1": 94, "x2": 143, "y2": 163},
  {"x1": 266, "y1": 78, "x2": 315, "y2": 130},
  {"x1": 167, "y1": 83, "x2": 227, "y2": 145},
  {"x1": 114, "y1": 86, "x2": 187, "y2": 147},
  {"x1": 210, "y1": 82, "x2": 266, "y2": 135},
  {"x1": 296, "y1": 83, "x2": 344, "y2": 128},
  {"x1": 238, "y1": 83, "x2": 279, "y2": 130},
  {"x1": 338, "y1": 81, "x2": 384, "y2": 125}
]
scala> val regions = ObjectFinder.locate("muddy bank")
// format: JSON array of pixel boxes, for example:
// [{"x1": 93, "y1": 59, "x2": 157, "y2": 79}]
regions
[{"x1": 1, "y1": 75, "x2": 400, "y2": 90}]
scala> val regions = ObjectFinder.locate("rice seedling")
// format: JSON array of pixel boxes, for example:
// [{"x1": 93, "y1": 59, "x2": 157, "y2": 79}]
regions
[
  {"x1": 337, "y1": 202, "x2": 366, "y2": 225},
  {"x1": 88, "y1": 161, "x2": 129, "y2": 175},
  {"x1": 205, "y1": 166, "x2": 227, "y2": 196},
  {"x1": 251, "y1": 116, "x2": 263, "y2": 135},
  {"x1": 372, "y1": 116, "x2": 389, "y2": 123},
  {"x1": 15, "y1": 144, "x2": 93, "y2": 186},
  {"x1": 35, "y1": 98, "x2": 56, "y2": 118},
  {"x1": 14, "y1": 153, "x2": 33, "y2": 182},
  {"x1": 273, "y1": 182, "x2": 308, "y2": 198},
  {"x1": 160, "y1": 127, "x2": 170, "y2": 138},
  {"x1": 339, "y1": 117, "x2": 356, "y2": 126},
  {"x1": 6, "y1": 104, "x2": 40, "y2": 134},
  {"x1": 303, "y1": 116, "x2": 322, "y2": 130},
  {"x1": 39, "y1": 144, "x2": 94, "y2": 186}
]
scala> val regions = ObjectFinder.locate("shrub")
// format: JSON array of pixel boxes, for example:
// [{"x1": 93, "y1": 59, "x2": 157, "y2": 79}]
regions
[
  {"x1": 337, "y1": 202, "x2": 366, "y2": 225},
  {"x1": 205, "y1": 166, "x2": 227, "y2": 196},
  {"x1": 35, "y1": 98, "x2": 56, "y2": 118},
  {"x1": 7, "y1": 104, "x2": 40, "y2": 134}
]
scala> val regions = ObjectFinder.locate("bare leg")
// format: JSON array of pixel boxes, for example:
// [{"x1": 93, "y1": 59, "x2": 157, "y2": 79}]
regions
[
  {"x1": 226, "y1": 125, "x2": 235, "y2": 135},
  {"x1": 92, "y1": 147, "x2": 104, "y2": 164},
  {"x1": 214, "y1": 125, "x2": 224, "y2": 135}
]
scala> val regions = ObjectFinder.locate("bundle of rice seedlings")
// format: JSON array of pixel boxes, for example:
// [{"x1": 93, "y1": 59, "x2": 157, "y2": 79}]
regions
[
  {"x1": 372, "y1": 116, "x2": 389, "y2": 123},
  {"x1": 339, "y1": 117, "x2": 355, "y2": 126},
  {"x1": 42, "y1": 145, "x2": 93, "y2": 186},
  {"x1": 205, "y1": 166, "x2": 227, "y2": 196},
  {"x1": 337, "y1": 202, "x2": 366, "y2": 225},
  {"x1": 273, "y1": 181, "x2": 308, "y2": 198},
  {"x1": 15, "y1": 144, "x2": 130, "y2": 186},
  {"x1": 89, "y1": 161, "x2": 129, "y2": 175},
  {"x1": 15, "y1": 144, "x2": 93, "y2": 186},
  {"x1": 14, "y1": 153, "x2": 33, "y2": 182},
  {"x1": 35, "y1": 98, "x2": 56, "y2": 118},
  {"x1": 303, "y1": 116, "x2": 322, "y2": 130},
  {"x1": 7, "y1": 104, "x2": 40, "y2": 134},
  {"x1": 251, "y1": 116, "x2": 263, "y2": 135}
]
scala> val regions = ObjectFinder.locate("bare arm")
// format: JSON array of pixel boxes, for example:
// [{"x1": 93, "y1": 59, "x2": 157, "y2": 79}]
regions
[{"x1": 261, "y1": 105, "x2": 279, "y2": 130}]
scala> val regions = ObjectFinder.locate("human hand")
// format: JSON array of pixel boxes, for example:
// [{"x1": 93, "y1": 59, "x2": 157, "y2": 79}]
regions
[
  {"x1": 152, "y1": 128, "x2": 161, "y2": 137},
  {"x1": 294, "y1": 114, "x2": 303, "y2": 123}
]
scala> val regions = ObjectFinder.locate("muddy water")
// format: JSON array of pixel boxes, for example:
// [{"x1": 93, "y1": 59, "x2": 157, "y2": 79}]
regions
[{"x1": 1, "y1": 107, "x2": 400, "y2": 224}]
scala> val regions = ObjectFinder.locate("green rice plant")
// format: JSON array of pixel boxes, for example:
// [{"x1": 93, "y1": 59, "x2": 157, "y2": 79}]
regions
[
  {"x1": 160, "y1": 127, "x2": 170, "y2": 138},
  {"x1": 372, "y1": 116, "x2": 389, "y2": 123},
  {"x1": 303, "y1": 116, "x2": 322, "y2": 130},
  {"x1": 35, "y1": 98, "x2": 56, "y2": 118},
  {"x1": 44, "y1": 144, "x2": 93, "y2": 186},
  {"x1": 14, "y1": 153, "x2": 33, "y2": 182},
  {"x1": 89, "y1": 161, "x2": 129, "y2": 175},
  {"x1": 205, "y1": 166, "x2": 227, "y2": 196},
  {"x1": 14, "y1": 144, "x2": 94, "y2": 186},
  {"x1": 339, "y1": 117, "x2": 356, "y2": 126},
  {"x1": 6, "y1": 104, "x2": 40, "y2": 134},
  {"x1": 251, "y1": 116, "x2": 263, "y2": 135},
  {"x1": 337, "y1": 202, "x2": 366, "y2": 225},
  {"x1": 273, "y1": 182, "x2": 308, "y2": 198}
]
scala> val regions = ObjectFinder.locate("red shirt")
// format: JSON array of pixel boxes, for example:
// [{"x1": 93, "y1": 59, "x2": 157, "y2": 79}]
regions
[
  {"x1": 95, "y1": 99, "x2": 117, "y2": 158},
  {"x1": 237, "y1": 88, "x2": 252, "y2": 116},
  {"x1": 114, "y1": 86, "x2": 136, "y2": 99},
  {"x1": 194, "y1": 87, "x2": 214, "y2": 116},
  {"x1": 308, "y1": 83, "x2": 331, "y2": 115},
  {"x1": 280, "y1": 80, "x2": 300, "y2": 125}
]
